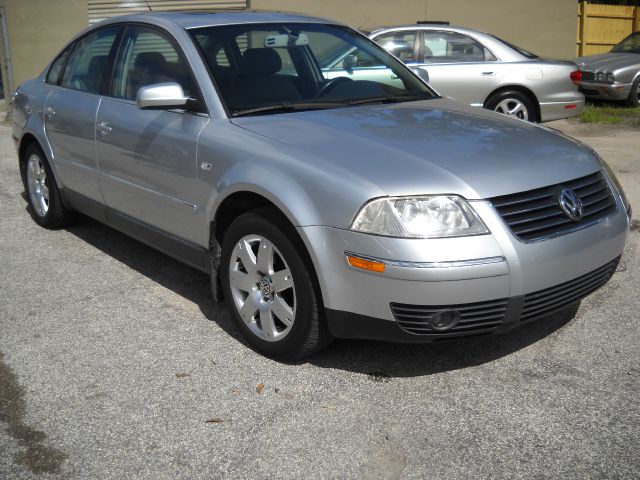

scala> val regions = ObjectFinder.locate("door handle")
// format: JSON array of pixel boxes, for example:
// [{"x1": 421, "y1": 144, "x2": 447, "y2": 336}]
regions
[
  {"x1": 96, "y1": 121, "x2": 112, "y2": 135},
  {"x1": 481, "y1": 71, "x2": 496, "y2": 76},
  {"x1": 45, "y1": 106, "x2": 56, "y2": 119}
]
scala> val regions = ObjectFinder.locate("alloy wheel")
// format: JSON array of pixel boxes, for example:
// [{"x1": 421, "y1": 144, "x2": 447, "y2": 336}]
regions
[
  {"x1": 494, "y1": 98, "x2": 529, "y2": 120},
  {"x1": 26, "y1": 153, "x2": 49, "y2": 217}
]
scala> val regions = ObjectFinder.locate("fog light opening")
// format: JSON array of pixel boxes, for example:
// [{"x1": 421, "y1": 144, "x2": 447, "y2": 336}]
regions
[{"x1": 430, "y1": 310, "x2": 461, "y2": 331}]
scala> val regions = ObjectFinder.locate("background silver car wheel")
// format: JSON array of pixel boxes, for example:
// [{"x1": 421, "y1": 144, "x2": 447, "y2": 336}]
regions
[
  {"x1": 228, "y1": 234, "x2": 296, "y2": 342},
  {"x1": 26, "y1": 153, "x2": 50, "y2": 217},
  {"x1": 494, "y1": 98, "x2": 529, "y2": 120}
]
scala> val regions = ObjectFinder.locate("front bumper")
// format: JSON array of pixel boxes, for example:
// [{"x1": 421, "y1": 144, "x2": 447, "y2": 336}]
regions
[
  {"x1": 578, "y1": 82, "x2": 631, "y2": 101},
  {"x1": 298, "y1": 185, "x2": 630, "y2": 343}
]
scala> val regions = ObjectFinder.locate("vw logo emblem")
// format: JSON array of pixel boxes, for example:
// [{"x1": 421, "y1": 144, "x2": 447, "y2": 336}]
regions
[
  {"x1": 558, "y1": 188, "x2": 583, "y2": 222},
  {"x1": 259, "y1": 279, "x2": 272, "y2": 296}
]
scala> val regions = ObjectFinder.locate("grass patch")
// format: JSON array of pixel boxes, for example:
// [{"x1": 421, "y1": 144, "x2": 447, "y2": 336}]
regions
[{"x1": 578, "y1": 103, "x2": 640, "y2": 126}]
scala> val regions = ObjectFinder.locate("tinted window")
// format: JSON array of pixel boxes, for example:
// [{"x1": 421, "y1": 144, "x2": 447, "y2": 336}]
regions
[
  {"x1": 46, "y1": 46, "x2": 72, "y2": 85},
  {"x1": 612, "y1": 32, "x2": 640, "y2": 53},
  {"x1": 112, "y1": 26, "x2": 195, "y2": 100},
  {"x1": 423, "y1": 31, "x2": 496, "y2": 63},
  {"x1": 376, "y1": 31, "x2": 418, "y2": 63},
  {"x1": 490, "y1": 35, "x2": 537, "y2": 59},
  {"x1": 60, "y1": 27, "x2": 120, "y2": 94}
]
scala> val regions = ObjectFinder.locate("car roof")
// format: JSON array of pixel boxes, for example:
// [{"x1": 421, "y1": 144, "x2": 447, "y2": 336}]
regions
[
  {"x1": 94, "y1": 10, "x2": 339, "y2": 30},
  {"x1": 370, "y1": 24, "x2": 490, "y2": 37}
]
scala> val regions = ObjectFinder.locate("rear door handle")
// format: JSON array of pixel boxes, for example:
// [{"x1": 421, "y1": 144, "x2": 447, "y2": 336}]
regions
[
  {"x1": 45, "y1": 106, "x2": 56, "y2": 119},
  {"x1": 96, "y1": 121, "x2": 112, "y2": 136},
  {"x1": 481, "y1": 71, "x2": 496, "y2": 76}
]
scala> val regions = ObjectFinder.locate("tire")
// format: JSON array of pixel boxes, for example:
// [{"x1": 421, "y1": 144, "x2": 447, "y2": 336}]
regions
[
  {"x1": 626, "y1": 76, "x2": 640, "y2": 108},
  {"x1": 220, "y1": 207, "x2": 332, "y2": 359},
  {"x1": 485, "y1": 90, "x2": 537, "y2": 122},
  {"x1": 20, "y1": 143, "x2": 75, "y2": 229}
]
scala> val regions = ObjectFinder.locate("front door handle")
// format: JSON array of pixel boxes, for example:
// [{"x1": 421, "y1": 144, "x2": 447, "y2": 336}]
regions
[
  {"x1": 45, "y1": 106, "x2": 56, "y2": 119},
  {"x1": 481, "y1": 71, "x2": 496, "y2": 76},
  {"x1": 96, "y1": 121, "x2": 112, "y2": 135}
]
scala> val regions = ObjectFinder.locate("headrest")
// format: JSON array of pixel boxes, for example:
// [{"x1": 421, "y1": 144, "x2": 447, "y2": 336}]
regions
[
  {"x1": 88, "y1": 55, "x2": 108, "y2": 76},
  {"x1": 134, "y1": 52, "x2": 168, "y2": 72},
  {"x1": 240, "y1": 48, "x2": 282, "y2": 76}
]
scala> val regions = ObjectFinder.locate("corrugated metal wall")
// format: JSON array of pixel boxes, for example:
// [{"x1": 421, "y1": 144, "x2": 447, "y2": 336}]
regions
[{"x1": 88, "y1": 0, "x2": 247, "y2": 24}]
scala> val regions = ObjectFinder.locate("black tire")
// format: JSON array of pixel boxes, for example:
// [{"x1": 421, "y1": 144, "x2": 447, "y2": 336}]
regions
[
  {"x1": 220, "y1": 207, "x2": 332, "y2": 359},
  {"x1": 485, "y1": 90, "x2": 537, "y2": 122},
  {"x1": 626, "y1": 76, "x2": 640, "y2": 108},
  {"x1": 20, "y1": 143, "x2": 75, "y2": 229}
]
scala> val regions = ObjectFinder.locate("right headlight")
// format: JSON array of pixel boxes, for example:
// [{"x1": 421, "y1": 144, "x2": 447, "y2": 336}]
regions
[{"x1": 350, "y1": 195, "x2": 489, "y2": 239}]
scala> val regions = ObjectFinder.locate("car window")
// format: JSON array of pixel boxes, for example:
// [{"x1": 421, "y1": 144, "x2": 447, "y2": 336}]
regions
[
  {"x1": 612, "y1": 32, "x2": 640, "y2": 53},
  {"x1": 423, "y1": 31, "x2": 495, "y2": 63},
  {"x1": 375, "y1": 31, "x2": 418, "y2": 63},
  {"x1": 46, "y1": 45, "x2": 73, "y2": 85},
  {"x1": 60, "y1": 27, "x2": 120, "y2": 94},
  {"x1": 112, "y1": 26, "x2": 195, "y2": 101}
]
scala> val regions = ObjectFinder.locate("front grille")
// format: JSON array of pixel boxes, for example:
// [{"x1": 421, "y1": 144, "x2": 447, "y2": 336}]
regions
[
  {"x1": 390, "y1": 298, "x2": 509, "y2": 335},
  {"x1": 581, "y1": 71, "x2": 595, "y2": 82},
  {"x1": 521, "y1": 256, "x2": 620, "y2": 322},
  {"x1": 489, "y1": 171, "x2": 617, "y2": 242}
]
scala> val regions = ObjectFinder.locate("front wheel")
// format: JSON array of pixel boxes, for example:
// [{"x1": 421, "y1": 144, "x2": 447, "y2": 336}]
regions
[
  {"x1": 220, "y1": 208, "x2": 332, "y2": 359},
  {"x1": 626, "y1": 77, "x2": 640, "y2": 108},
  {"x1": 485, "y1": 91, "x2": 537, "y2": 122}
]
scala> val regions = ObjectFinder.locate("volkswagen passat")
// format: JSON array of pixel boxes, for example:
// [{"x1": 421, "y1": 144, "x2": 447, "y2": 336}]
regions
[{"x1": 13, "y1": 12, "x2": 631, "y2": 359}]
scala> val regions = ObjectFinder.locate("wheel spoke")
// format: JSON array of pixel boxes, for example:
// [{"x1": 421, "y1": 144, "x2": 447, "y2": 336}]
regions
[
  {"x1": 260, "y1": 308, "x2": 277, "y2": 339},
  {"x1": 256, "y1": 238, "x2": 274, "y2": 274},
  {"x1": 271, "y1": 296, "x2": 293, "y2": 327},
  {"x1": 238, "y1": 295, "x2": 258, "y2": 323},
  {"x1": 236, "y1": 240, "x2": 258, "y2": 277},
  {"x1": 271, "y1": 269, "x2": 293, "y2": 292},
  {"x1": 230, "y1": 269, "x2": 255, "y2": 293}
]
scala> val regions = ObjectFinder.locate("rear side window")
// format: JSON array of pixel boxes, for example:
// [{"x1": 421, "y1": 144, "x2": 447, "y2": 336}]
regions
[
  {"x1": 423, "y1": 31, "x2": 496, "y2": 63},
  {"x1": 60, "y1": 27, "x2": 120, "y2": 94},
  {"x1": 112, "y1": 26, "x2": 196, "y2": 101},
  {"x1": 45, "y1": 46, "x2": 72, "y2": 85}
]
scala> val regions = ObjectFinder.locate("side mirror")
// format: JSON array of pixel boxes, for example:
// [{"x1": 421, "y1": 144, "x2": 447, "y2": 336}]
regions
[
  {"x1": 343, "y1": 54, "x2": 358, "y2": 73},
  {"x1": 410, "y1": 66, "x2": 429, "y2": 84},
  {"x1": 136, "y1": 82, "x2": 188, "y2": 109}
]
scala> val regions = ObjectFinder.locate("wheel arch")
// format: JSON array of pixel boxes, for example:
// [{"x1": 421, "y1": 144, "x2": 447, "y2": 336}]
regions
[{"x1": 484, "y1": 85, "x2": 541, "y2": 122}]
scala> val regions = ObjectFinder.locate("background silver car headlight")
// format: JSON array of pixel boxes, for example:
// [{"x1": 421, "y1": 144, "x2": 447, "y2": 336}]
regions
[
  {"x1": 606, "y1": 72, "x2": 615, "y2": 83},
  {"x1": 350, "y1": 195, "x2": 489, "y2": 238}
]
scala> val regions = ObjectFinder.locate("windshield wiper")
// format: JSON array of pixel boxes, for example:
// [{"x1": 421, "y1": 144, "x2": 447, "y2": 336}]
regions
[
  {"x1": 346, "y1": 93, "x2": 434, "y2": 106},
  {"x1": 231, "y1": 101, "x2": 346, "y2": 117}
]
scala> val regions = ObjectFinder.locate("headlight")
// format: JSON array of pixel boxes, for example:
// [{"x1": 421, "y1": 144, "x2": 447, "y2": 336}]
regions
[
  {"x1": 606, "y1": 72, "x2": 614, "y2": 83},
  {"x1": 596, "y1": 72, "x2": 605, "y2": 82},
  {"x1": 350, "y1": 195, "x2": 489, "y2": 238}
]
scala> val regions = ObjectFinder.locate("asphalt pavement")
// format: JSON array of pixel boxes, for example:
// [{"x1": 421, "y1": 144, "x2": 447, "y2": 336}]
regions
[{"x1": 1, "y1": 119, "x2": 639, "y2": 479}]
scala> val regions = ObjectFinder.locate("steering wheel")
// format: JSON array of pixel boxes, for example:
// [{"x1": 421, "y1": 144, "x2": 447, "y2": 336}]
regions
[{"x1": 317, "y1": 76, "x2": 353, "y2": 97}]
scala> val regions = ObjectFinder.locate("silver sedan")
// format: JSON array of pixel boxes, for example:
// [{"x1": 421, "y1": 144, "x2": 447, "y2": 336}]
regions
[
  {"x1": 12, "y1": 12, "x2": 629, "y2": 359},
  {"x1": 352, "y1": 24, "x2": 584, "y2": 122},
  {"x1": 577, "y1": 31, "x2": 640, "y2": 107}
]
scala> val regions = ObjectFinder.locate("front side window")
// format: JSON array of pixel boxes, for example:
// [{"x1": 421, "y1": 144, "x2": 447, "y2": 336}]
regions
[
  {"x1": 375, "y1": 31, "x2": 418, "y2": 63},
  {"x1": 423, "y1": 31, "x2": 495, "y2": 63},
  {"x1": 46, "y1": 45, "x2": 73, "y2": 85},
  {"x1": 191, "y1": 23, "x2": 434, "y2": 115},
  {"x1": 60, "y1": 27, "x2": 120, "y2": 94},
  {"x1": 112, "y1": 26, "x2": 196, "y2": 101}
]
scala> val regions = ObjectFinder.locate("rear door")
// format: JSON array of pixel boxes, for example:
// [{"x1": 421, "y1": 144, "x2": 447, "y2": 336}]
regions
[
  {"x1": 414, "y1": 30, "x2": 504, "y2": 105},
  {"x1": 44, "y1": 26, "x2": 121, "y2": 202},
  {"x1": 96, "y1": 24, "x2": 209, "y2": 242}
]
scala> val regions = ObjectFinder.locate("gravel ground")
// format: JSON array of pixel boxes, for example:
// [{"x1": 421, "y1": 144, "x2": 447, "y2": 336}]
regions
[{"x1": 1, "y1": 119, "x2": 639, "y2": 479}]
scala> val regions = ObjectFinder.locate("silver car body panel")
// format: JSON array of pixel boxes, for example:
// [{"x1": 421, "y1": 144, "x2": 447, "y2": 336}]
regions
[
  {"x1": 11, "y1": 12, "x2": 629, "y2": 341},
  {"x1": 369, "y1": 25, "x2": 585, "y2": 122}
]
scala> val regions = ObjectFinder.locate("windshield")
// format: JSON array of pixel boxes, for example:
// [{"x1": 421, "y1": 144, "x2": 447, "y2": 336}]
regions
[
  {"x1": 490, "y1": 34, "x2": 538, "y2": 59},
  {"x1": 191, "y1": 23, "x2": 435, "y2": 116},
  {"x1": 612, "y1": 32, "x2": 640, "y2": 53}
]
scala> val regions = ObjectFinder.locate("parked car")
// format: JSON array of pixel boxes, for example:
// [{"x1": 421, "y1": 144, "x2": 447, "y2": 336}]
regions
[
  {"x1": 324, "y1": 24, "x2": 585, "y2": 122},
  {"x1": 576, "y1": 31, "x2": 640, "y2": 107},
  {"x1": 13, "y1": 12, "x2": 630, "y2": 359}
]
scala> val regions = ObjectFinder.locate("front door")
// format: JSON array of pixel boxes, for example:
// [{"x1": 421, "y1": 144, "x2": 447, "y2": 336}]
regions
[{"x1": 96, "y1": 25, "x2": 209, "y2": 243}]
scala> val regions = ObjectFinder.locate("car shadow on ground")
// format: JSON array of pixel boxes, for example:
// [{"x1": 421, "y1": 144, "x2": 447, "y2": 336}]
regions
[{"x1": 64, "y1": 214, "x2": 578, "y2": 378}]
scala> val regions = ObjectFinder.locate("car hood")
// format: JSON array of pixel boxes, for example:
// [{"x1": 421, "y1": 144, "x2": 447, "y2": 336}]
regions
[
  {"x1": 577, "y1": 52, "x2": 640, "y2": 71},
  {"x1": 231, "y1": 98, "x2": 600, "y2": 200}
]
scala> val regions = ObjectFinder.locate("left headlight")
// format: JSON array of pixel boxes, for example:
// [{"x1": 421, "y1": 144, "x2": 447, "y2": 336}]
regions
[{"x1": 350, "y1": 195, "x2": 489, "y2": 239}]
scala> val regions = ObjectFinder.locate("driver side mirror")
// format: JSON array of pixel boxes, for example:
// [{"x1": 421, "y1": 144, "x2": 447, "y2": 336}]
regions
[
  {"x1": 343, "y1": 54, "x2": 358, "y2": 74},
  {"x1": 410, "y1": 66, "x2": 429, "y2": 84},
  {"x1": 136, "y1": 82, "x2": 189, "y2": 109}
]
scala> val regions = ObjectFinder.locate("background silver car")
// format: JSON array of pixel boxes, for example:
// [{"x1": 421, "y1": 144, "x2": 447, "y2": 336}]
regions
[
  {"x1": 577, "y1": 31, "x2": 640, "y2": 107},
  {"x1": 356, "y1": 24, "x2": 584, "y2": 122},
  {"x1": 12, "y1": 12, "x2": 630, "y2": 359}
]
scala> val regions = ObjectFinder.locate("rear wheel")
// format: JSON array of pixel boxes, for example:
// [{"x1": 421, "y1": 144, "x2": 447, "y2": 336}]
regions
[
  {"x1": 21, "y1": 144, "x2": 74, "y2": 228},
  {"x1": 220, "y1": 208, "x2": 332, "y2": 359},
  {"x1": 626, "y1": 77, "x2": 640, "y2": 108},
  {"x1": 485, "y1": 90, "x2": 537, "y2": 122}
]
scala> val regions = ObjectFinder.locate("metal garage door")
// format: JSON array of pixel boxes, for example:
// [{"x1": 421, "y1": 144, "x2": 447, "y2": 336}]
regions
[{"x1": 88, "y1": 0, "x2": 248, "y2": 24}]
